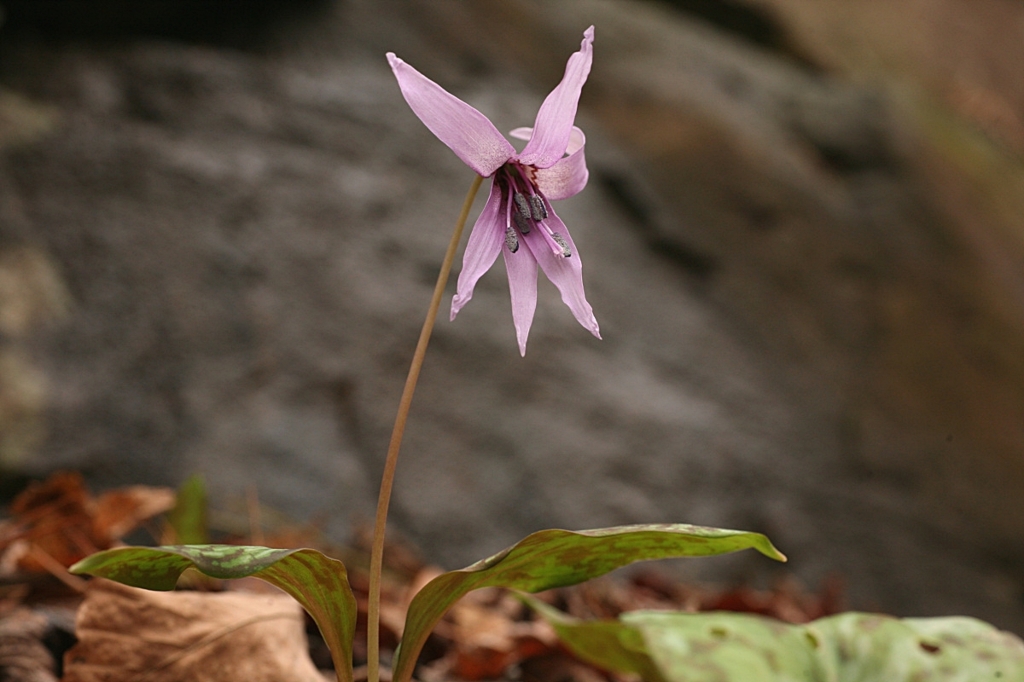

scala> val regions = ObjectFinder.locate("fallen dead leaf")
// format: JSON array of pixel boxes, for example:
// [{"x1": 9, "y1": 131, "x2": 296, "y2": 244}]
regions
[
  {"x1": 0, "y1": 472, "x2": 175, "y2": 578},
  {"x1": 92, "y1": 486, "x2": 176, "y2": 543},
  {"x1": 2, "y1": 472, "x2": 96, "y2": 572},
  {"x1": 555, "y1": 569, "x2": 844, "y2": 626},
  {"x1": 63, "y1": 579, "x2": 325, "y2": 682},
  {"x1": 424, "y1": 588, "x2": 556, "y2": 681},
  {"x1": 519, "y1": 652, "x2": 616, "y2": 682}
]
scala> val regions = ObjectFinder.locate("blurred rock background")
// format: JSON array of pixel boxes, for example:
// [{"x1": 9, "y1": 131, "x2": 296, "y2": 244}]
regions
[{"x1": 2, "y1": 0, "x2": 1024, "y2": 631}]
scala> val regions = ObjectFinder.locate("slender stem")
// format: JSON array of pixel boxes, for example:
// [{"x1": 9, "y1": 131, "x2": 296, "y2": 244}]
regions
[{"x1": 367, "y1": 174, "x2": 484, "y2": 682}]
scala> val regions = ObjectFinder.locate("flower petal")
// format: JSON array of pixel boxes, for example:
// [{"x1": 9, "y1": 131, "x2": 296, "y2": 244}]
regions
[
  {"x1": 508, "y1": 127, "x2": 533, "y2": 142},
  {"x1": 388, "y1": 53, "x2": 516, "y2": 177},
  {"x1": 516, "y1": 27, "x2": 594, "y2": 169},
  {"x1": 502, "y1": 246, "x2": 539, "y2": 356},
  {"x1": 522, "y1": 211, "x2": 601, "y2": 339},
  {"x1": 531, "y1": 127, "x2": 588, "y2": 200},
  {"x1": 451, "y1": 181, "x2": 505, "y2": 319}
]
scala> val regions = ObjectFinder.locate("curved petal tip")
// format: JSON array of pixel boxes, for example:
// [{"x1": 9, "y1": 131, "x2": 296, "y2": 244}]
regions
[{"x1": 516, "y1": 25, "x2": 595, "y2": 169}]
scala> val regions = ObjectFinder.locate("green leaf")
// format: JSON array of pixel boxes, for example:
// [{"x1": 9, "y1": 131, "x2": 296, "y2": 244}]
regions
[
  {"x1": 533, "y1": 606, "x2": 1024, "y2": 682},
  {"x1": 625, "y1": 611, "x2": 825, "y2": 682},
  {"x1": 518, "y1": 594, "x2": 667, "y2": 682},
  {"x1": 167, "y1": 474, "x2": 208, "y2": 544},
  {"x1": 393, "y1": 523, "x2": 785, "y2": 682},
  {"x1": 71, "y1": 545, "x2": 357, "y2": 682},
  {"x1": 811, "y1": 612, "x2": 1024, "y2": 682}
]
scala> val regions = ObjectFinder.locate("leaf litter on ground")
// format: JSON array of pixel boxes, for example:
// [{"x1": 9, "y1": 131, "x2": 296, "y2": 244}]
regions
[
  {"x1": 63, "y1": 578, "x2": 324, "y2": 682},
  {"x1": 0, "y1": 470, "x2": 946, "y2": 682}
]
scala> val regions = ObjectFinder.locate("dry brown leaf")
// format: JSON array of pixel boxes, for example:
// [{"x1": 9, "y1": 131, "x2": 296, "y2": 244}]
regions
[
  {"x1": 519, "y1": 653, "x2": 616, "y2": 682},
  {"x1": 92, "y1": 486, "x2": 176, "y2": 542},
  {"x1": 435, "y1": 589, "x2": 555, "y2": 681},
  {"x1": 555, "y1": 571, "x2": 845, "y2": 626},
  {"x1": 3, "y1": 472, "x2": 97, "y2": 573},
  {"x1": 699, "y1": 574, "x2": 845, "y2": 623},
  {"x1": 0, "y1": 472, "x2": 175, "y2": 577},
  {"x1": 63, "y1": 579, "x2": 325, "y2": 682}
]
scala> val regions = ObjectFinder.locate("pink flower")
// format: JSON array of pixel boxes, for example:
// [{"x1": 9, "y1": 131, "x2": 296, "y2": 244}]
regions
[{"x1": 387, "y1": 27, "x2": 601, "y2": 356}]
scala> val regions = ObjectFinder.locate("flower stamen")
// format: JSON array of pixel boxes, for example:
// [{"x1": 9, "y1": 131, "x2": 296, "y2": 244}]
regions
[
  {"x1": 513, "y1": 212, "x2": 531, "y2": 235},
  {"x1": 512, "y1": 192, "x2": 532, "y2": 235},
  {"x1": 513, "y1": 192, "x2": 531, "y2": 220},
  {"x1": 505, "y1": 225, "x2": 520, "y2": 253},
  {"x1": 529, "y1": 194, "x2": 548, "y2": 221},
  {"x1": 551, "y1": 232, "x2": 572, "y2": 258}
]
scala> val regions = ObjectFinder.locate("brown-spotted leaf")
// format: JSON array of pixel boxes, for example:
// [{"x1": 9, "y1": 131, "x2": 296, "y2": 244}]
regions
[
  {"x1": 533, "y1": 606, "x2": 1024, "y2": 682},
  {"x1": 393, "y1": 524, "x2": 785, "y2": 682},
  {"x1": 71, "y1": 545, "x2": 356, "y2": 682}
]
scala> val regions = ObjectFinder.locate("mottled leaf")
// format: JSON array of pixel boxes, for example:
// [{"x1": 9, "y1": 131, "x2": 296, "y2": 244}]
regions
[
  {"x1": 71, "y1": 545, "x2": 356, "y2": 682},
  {"x1": 811, "y1": 612, "x2": 1024, "y2": 682},
  {"x1": 625, "y1": 611, "x2": 824, "y2": 681},
  {"x1": 394, "y1": 524, "x2": 785, "y2": 682},
  {"x1": 535, "y1": 606, "x2": 1024, "y2": 682}
]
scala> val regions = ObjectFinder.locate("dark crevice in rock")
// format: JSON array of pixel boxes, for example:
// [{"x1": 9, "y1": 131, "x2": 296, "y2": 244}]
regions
[
  {"x1": 784, "y1": 86, "x2": 899, "y2": 175},
  {"x1": 799, "y1": 122, "x2": 898, "y2": 175},
  {"x1": 648, "y1": 237, "x2": 718, "y2": 280},
  {"x1": 647, "y1": 0, "x2": 822, "y2": 71},
  {"x1": 737, "y1": 200, "x2": 780, "y2": 232},
  {"x1": 599, "y1": 170, "x2": 654, "y2": 228},
  {"x1": 598, "y1": 169, "x2": 718, "y2": 281},
  {"x1": 814, "y1": 143, "x2": 879, "y2": 174},
  {"x1": 0, "y1": 0, "x2": 329, "y2": 47}
]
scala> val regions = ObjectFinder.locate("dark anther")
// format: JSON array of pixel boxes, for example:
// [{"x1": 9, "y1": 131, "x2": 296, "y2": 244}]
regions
[
  {"x1": 551, "y1": 232, "x2": 571, "y2": 257},
  {"x1": 529, "y1": 194, "x2": 548, "y2": 221},
  {"x1": 513, "y1": 211, "x2": 531, "y2": 235},
  {"x1": 513, "y1": 192, "x2": 532, "y2": 219},
  {"x1": 505, "y1": 225, "x2": 520, "y2": 253}
]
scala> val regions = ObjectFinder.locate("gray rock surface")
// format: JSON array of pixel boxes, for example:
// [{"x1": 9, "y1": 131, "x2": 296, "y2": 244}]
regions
[{"x1": 1, "y1": 0, "x2": 1023, "y2": 632}]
